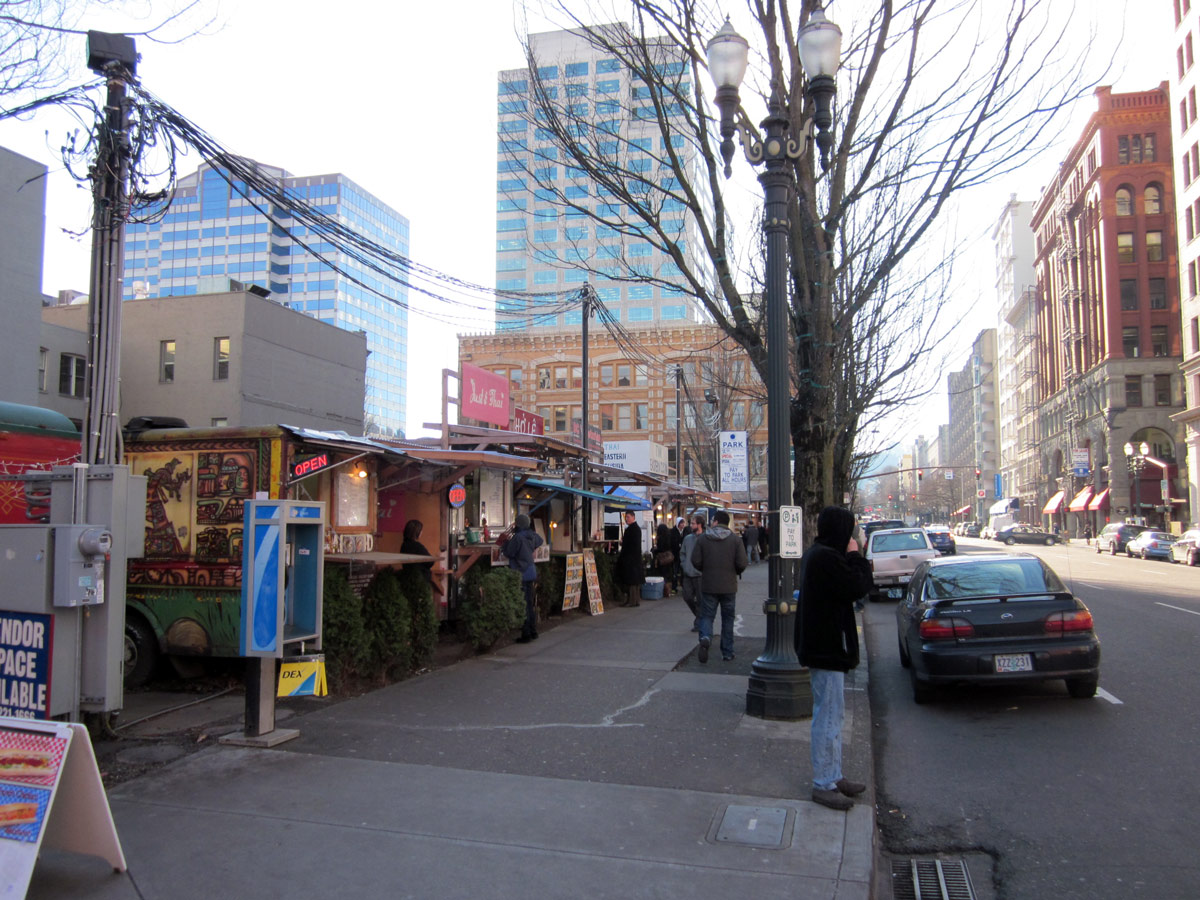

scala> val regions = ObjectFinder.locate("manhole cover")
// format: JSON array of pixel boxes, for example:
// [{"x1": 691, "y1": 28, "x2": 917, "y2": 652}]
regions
[
  {"x1": 892, "y1": 858, "x2": 977, "y2": 900},
  {"x1": 714, "y1": 805, "x2": 789, "y2": 848}
]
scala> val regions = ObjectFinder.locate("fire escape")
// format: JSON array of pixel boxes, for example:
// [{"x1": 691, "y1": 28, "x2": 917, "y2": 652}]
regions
[{"x1": 1055, "y1": 179, "x2": 1086, "y2": 502}]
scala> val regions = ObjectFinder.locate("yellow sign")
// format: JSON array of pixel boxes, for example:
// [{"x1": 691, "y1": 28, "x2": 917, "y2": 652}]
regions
[
  {"x1": 563, "y1": 553, "x2": 584, "y2": 610},
  {"x1": 277, "y1": 656, "x2": 327, "y2": 697},
  {"x1": 583, "y1": 549, "x2": 603, "y2": 615}
]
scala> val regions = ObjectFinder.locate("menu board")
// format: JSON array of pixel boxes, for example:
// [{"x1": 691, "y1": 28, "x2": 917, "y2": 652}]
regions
[
  {"x1": 563, "y1": 554, "x2": 584, "y2": 611},
  {"x1": 583, "y1": 549, "x2": 604, "y2": 615},
  {"x1": 0, "y1": 718, "x2": 125, "y2": 896}
]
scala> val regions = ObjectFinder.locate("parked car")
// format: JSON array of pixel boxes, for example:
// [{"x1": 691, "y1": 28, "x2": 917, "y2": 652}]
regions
[
  {"x1": 862, "y1": 519, "x2": 907, "y2": 540},
  {"x1": 924, "y1": 524, "x2": 956, "y2": 555},
  {"x1": 964, "y1": 522, "x2": 981, "y2": 537},
  {"x1": 1094, "y1": 522, "x2": 1147, "y2": 555},
  {"x1": 1170, "y1": 530, "x2": 1200, "y2": 565},
  {"x1": 996, "y1": 524, "x2": 1058, "y2": 546},
  {"x1": 866, "y1": 527, "x2": 939, "y2": 601},
  {"x1": 1125, "y1": 530, "x2": 1176, "y2": 560},
  {"x1": 895, "y1": 552, "x2": 1101, "y2": 703}
]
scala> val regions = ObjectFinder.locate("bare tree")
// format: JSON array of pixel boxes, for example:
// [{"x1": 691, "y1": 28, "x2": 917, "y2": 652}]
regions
[
  {"x1": 509, "y1": 0, "x2": 1102, "y2": 536},
  {"x1": 0, "y1": 0, "x2": 213, "y2": 107}
]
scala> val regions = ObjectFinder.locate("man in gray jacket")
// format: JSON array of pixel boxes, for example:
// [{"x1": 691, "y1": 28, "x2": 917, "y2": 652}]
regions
[
  {"x1": 678, "y1": 515, "x2": 705, "y2": 632},
  {"x1": 690, "y1": 510, "x2": 748, "y2": 663}
]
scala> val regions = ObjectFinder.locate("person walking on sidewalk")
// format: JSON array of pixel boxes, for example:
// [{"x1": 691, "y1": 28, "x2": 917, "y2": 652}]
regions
[
  {"x1": 654, "y1": 521, "x2": 674, "y2": 596},
  {"x1": 617, "y1": 510, "x2": 645, "y2": 607},
  {"x1": 691, "y1": 509, "x2": 747, "y2": 663},
  {"x1": 670, "y1": 516, "x2": 687, "y2": 593},
  {"x1": 743, "y1": 519, "x2": 760, "y2": 564},
  {"x1": 796, "y1": 506, "x2": 874, "y2": 811},
  {"x1": 678, "y1": 514, "x2": 705, "y2": 632},
  {"x1": 501, "y1": 513, "x2": 544, "y2": 643}
]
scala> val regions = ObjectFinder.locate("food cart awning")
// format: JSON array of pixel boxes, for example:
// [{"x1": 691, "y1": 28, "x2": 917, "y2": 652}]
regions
[
  {"x1": 1087, "y1": 488, "x2": 1110, "y2": 511},
  {"x1": 521, "y1": 478, "x2": 647, "y2": 508},
  {"x1": 1067, "y1": 486, "x2": 1093, "y2": 512},
  {"x1": 1042, "y1": 490, "x2": 1065, "y2": 514},
  {"x1": 390, "y1": 445, "x2": 540, "y2": 471},
  {"x1": 603, "y1": 486, "x2": 652, "y2": 510}
]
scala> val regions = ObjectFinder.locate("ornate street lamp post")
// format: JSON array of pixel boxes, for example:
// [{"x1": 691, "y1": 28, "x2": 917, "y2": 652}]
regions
[
  {"x1": 706, "y1": 7, "x2": 841, "y2": 719},
  {"x1": 1124, "y1": 440, "x2": 1150, "y2": 524}
]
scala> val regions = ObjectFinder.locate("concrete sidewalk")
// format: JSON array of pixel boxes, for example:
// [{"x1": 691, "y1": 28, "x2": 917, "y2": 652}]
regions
[{"x1": 27, "y1": 561, "x2": 878, "y2": 899}]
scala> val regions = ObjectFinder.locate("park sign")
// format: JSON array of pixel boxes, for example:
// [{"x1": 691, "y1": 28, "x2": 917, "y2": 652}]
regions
[{"x1": 719, "y1": 430, "x2": 749, "y2": 493}]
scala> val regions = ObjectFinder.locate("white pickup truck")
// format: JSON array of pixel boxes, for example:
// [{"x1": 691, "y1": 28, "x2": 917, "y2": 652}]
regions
[{"x1": 865, "y1": 527, "x2": 938, "y2": 601}]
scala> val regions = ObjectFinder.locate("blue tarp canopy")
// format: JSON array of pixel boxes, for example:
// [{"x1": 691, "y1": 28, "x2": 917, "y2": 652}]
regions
[
  {"x1": 522, "y1": 478, "x2": 648, "y2": 510},
  {"x1": 602, "y1": 485, "x2": 651, "y2": 510}
]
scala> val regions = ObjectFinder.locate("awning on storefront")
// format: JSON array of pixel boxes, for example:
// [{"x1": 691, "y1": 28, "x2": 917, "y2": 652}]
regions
[
  {"x1": 1042, "y1": 490, "x2": 1066, "y2": 514},
  {"x1": 522, "y1": 478, "x2": 647, "y2": 508},
  {"x1": 1067, "y1": 486, "x2": 1093, "y2": 512},
  {"x1": 1087, "y1": 488, "x2": 1110, "y2": 511},
  {"x1": 953, "y1": 505, "x2": 972, "y2": 516}
]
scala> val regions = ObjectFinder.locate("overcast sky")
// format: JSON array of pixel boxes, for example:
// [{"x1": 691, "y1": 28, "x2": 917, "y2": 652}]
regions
[{"x1": 0, "y1": 0, "x2": 1171, "y2": 444}]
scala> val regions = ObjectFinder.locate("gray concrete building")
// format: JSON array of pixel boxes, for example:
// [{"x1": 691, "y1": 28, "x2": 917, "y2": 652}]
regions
[
  {"x1": 946, "y1": 329, "x2": 999, "y2": 523},
  {"x1": 0, "y1": 146, "x2": 49, "y2": 407},
  {"x1": 41, "y1": 290, "x2": 367, "y2": 433}
]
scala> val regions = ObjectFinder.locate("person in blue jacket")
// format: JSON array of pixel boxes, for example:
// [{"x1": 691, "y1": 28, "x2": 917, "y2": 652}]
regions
[{"x1": 501, "y1": 513, "x2": 544, "y2": 643}]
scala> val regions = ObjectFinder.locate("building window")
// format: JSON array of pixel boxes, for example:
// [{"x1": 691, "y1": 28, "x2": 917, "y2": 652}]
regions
[
  {"x1": 1117, "y1": 232, "x2": 1134, "y2": 263},
  {"x1": 1149, "y1": 278, "x2": 1167, "y2": 309},
  {"x1": 1187, "y1": 206, "x2": 1195, "y2": 241},
  {"x1": 553, "y1": 365, "x2": 568, "y2": 389},
  {"x1": 1115, "y1": 186, "x2": 1133, "y2": 216},
  {"x1": 160, "y1": 340, "x2": 176, "y2": 383},
  {"x1": 1146, "y1": 231, "x2": 1164, "y2": 261},
  {"x1": 665, "y1": 402, "x2": 677, "y2": 430},
  {"x1": 537, "y1": 366, "x2": 551, "y2": 389},
  {"x1": 553, "y1": 406, "x2": 569, "y2": 432},
  {"x1": 599, "y1": 364, "x2": 614, "y2": 387},
  {"x1": 213, "y1": 337, "x2": 230, "y2": 381},
  {"x1": 600, "y1": 404, "x2": 614, "y2": 430},
  {"x1": 1118, "y1": 136, "x2": 1129, "y2": 164},
  {"x1": 616, "y1": 404, "x2": 631, "y2": 430},
  {"x1": 635, "y1": 404, "x2": 649, "y2": 429},
  {"x1": 1125, "y1": 375, "x2": 1143, "y2": 407},
  {"x1": 1155, "y1": 374, "x2": 1172, "y2": 406},
  {"x1": 1123, "y1": 326, "x2": 1140, "y2": 358},
  {"x1": 1152, "y1": 325, "x2": 1170, "y2": 357},
  {"x1": 58, "y1": 353, "x2": 85, "y2": 398},
  {"x1": 1119, "y1": 279, "x2": 1138, "y2": 310},
  {"x1": 37, "y1": 347, "x2": 47, "y2": 392},
  {"x1": 1145, "y1": 184, "x2": 1162, "y2": 215},
  {"x1": 1193, "y1": 316, "x2": 1200, "y2": 353},
  {"x1": 616, "y1": 363, "x2": 631, "y2": 386},
  {"x1": 211, "y1": 417, "x2": 228, "y2": 427}
]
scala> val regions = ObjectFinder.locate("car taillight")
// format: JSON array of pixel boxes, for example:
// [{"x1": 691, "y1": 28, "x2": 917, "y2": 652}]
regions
[
  {"x1": 1044, "y1": 610, "x2": 1094, "y2": 634},
  {"x1": 919, "y1": 617, "x2": 975, "y2": 640}
]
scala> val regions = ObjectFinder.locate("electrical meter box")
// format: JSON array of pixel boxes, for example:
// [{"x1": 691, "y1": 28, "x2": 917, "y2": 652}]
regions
[{"x1": 53, "y1": 525, "x2": 113, "y2": 607}]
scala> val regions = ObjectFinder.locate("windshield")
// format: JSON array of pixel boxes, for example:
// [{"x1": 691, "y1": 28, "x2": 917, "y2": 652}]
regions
[
  {"x1": 870, "y1": 531, "x2": 928, "y2": 552},
  {"x1": 926, "y1": 558, "x2": 1067, "y2": 600}
]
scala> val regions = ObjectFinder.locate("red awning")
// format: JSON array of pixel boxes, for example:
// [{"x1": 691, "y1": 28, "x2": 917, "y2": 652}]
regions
[
  {"x1": 953, "y1": 505, "x2": 972, "y2": 516},
  {"x1": 1087, "y1": 488, "x2": 1110, "y2": 511},
  {"x1": 1042, "y1": 490, "x2": 1065, "y2": 514},
  {"x1": 1067, "y1": 486, "x2": 1093, "y2": 512}
]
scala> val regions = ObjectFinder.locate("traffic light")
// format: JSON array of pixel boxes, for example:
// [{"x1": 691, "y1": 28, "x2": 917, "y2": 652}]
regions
[
  {"x1": 917, "y1": 468, "x2": 924, "y2": 482},
  {"x1": 974, "y1": 468, "x2": 981, "y2": 480},
  {"x1": 888, "y1": 494, "x2": 893, "y2": 501}
]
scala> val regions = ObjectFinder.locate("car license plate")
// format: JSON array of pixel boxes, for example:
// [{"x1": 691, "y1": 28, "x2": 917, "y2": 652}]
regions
[
  {"x1": 994, "y1": 653, "x2": 1033, "y2": 673},
  {"x1": 899, "y1": 575, "x2": 911, "y2": 583},
  {"x1": 887, "y1": 587, "x2": 903, "y2": 599}
]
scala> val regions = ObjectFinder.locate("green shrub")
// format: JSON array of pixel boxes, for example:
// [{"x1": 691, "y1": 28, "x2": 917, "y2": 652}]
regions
[
  {"x1": 396, "y1": 566, "x2": 438, "y2": 669},
  {"x1": 536, "y1": 556, "x2": 565, "y2": 617},
  {"x1": 459, "y1": 565, "x2": 524, "y2": 651},
  {"x1": 593, "y1": 550, "x2": 618, "y2": 610},
  {"x1": 322, "y1": 567, "x2": 369, "y2": 689},
  {"x1": 363, "y1": 569, "x2": 412, "y2": 680}
]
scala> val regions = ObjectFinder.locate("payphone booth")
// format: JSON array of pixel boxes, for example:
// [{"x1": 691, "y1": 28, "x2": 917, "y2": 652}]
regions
[{"x1": 227, "y1": 500, "x2": 325, "y2": 746}]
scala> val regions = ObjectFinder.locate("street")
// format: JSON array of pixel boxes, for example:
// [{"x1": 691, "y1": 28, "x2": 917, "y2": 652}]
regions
[{"x1": 865, "y1": 537, "x2": 1200, "y2": 900}]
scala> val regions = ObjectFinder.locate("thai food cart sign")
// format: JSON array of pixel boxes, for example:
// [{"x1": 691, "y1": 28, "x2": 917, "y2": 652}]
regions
[{"x1": 461, "y1": 363, "x2": 510, "y2": 427}]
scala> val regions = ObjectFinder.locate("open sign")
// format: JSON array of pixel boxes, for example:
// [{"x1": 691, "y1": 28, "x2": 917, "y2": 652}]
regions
[
  {"x1": 291, "y1": 453, "x2": 330, "y2": 479},
  {"x1": 447, "y1": 482, "x2": 467, "y2": 508}
]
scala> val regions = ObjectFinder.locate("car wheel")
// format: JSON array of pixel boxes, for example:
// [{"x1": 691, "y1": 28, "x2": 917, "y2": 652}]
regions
[
  {"x1": 1191, "y1": 550, "x2": 1199, "y2": 567},
  {"x1": 1141, "y1": 549, "x2": 1149, "y2": 560},
  {"x1": 1045, "y1": 536, "x2": 1055, "y2": 546},
  {"x1": 897, "y1": 635, "x2": 911, "y2": 669},
  {"x1": 1005, "y1": 537, "x2": 1016, "y2": 545},
  {"x1": 910, "y1": 668, "x2": 933, "y2": 704},
  {"x1": 1066, "y1": 676, "x2": 1098, "y2": 699},
  {"x1": 124, "y1": 615, "x2": 160, "y2": 689},
  {"x1": 1095, "y1": 543, "x2": 1102, "y2": 554},
  {"x1": 1111, "y1": 543, "x2": 1117, "y2": 556}
]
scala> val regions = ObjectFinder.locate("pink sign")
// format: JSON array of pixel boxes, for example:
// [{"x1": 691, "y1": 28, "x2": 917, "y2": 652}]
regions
[
  {"x1": 511, "y1": 407, "x2": 544, "y2": 435},
  {"x1": 460, "y1": 363, "x2": 510, "y2": 427}
]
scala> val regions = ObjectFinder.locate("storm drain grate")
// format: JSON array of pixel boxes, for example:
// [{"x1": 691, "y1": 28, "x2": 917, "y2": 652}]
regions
[{"x1": 891, "y1": 858, "x2": 976, "y2": 900}]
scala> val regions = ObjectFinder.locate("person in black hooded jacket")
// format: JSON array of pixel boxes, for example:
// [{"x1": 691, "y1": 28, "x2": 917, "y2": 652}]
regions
[{"x1": 796, "y1": 506, "x2": 873, "y2": 811}]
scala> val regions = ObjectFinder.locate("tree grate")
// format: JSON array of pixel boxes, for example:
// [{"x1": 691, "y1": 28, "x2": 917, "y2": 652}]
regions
[{"x1": 891, "y1": 858, "x2": 977, "y2": 900}]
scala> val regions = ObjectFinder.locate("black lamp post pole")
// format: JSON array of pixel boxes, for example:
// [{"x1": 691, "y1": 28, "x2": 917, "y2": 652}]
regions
[{"x1": 745, "y1": 104, "x2": 809, "y2": 719}]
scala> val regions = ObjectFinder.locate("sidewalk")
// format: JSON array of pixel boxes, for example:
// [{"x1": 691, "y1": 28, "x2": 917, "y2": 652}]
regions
[{"x1": 27, "y1": 561, "x2": 878, "y2": 900}]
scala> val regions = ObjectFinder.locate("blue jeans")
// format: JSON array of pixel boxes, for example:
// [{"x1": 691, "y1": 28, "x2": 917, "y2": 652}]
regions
[
  {"x1": 810, "y1": 668, "x2": 845, "y2": 791},
  {"x1": 698, "y1": 592, "x2": 736, "y2": 658}
]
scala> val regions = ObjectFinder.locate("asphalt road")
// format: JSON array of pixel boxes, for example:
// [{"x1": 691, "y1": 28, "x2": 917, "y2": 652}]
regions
[{"x1": 865, "y1": 537, "x2": 1200, "y2": 900}]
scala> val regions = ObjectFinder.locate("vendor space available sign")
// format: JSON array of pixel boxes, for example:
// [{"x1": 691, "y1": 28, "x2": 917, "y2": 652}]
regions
[
  {"x1": 0, "y1": 613, "x2": 52, "y2": 719},
  {"x1": 461, "y1": 363, "x2": 510, "y2": 427}
]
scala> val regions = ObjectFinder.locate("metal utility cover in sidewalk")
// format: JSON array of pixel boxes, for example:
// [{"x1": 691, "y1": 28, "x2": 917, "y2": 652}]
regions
[{"x1": 713, "y1": 805, "x2": 790, "y2": 848}]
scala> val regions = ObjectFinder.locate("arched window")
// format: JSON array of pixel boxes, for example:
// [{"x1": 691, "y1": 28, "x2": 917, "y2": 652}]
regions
[
  {"x1": 1145, "y1": 183, "x2": 1162, "y2": 215},
  {"x1": 1115, "y1": 186, "x2": 1133, "y2": 216}
]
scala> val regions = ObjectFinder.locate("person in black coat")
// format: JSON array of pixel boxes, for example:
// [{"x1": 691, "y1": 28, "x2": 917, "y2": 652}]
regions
[
  {"x1": 654, "y1": 521, "x2": 674, "y2": 596},
  {"x1": 617, "y1": 510, "x2": 645, "y2": 607},
  {"x1": 796, "y1": 506, "x2": 873, "y2": 812},
  {"x1": 669, "y1": 517, "x2": 686, "y2": 591}
]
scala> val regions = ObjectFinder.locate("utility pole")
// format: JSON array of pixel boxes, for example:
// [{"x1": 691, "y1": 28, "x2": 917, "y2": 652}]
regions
[
  {"x1": 674, "y1": 364, "x2": 682, "y2": 481},
  {"x1": 580, "y1": 285, "x2": 595, "y2": 542}
]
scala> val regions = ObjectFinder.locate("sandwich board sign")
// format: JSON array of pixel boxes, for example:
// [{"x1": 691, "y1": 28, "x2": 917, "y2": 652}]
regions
[{"x1": 0, "y1": 715, "x2": 126, "y2": 897}]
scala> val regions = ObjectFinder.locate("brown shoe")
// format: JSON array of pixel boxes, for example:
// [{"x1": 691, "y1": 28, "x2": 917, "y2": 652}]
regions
[
  {"x1": 836, "y1": 778, "x2": 866, "y2": 797},
  {"x1": 812, "y1": 788, "x2": 853, "y2": 811}
]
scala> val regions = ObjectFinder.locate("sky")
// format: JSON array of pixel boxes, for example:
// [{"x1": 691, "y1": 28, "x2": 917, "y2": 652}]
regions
[{"x1": 0, "y1": 0, "x2": 1173, "y2": 442}]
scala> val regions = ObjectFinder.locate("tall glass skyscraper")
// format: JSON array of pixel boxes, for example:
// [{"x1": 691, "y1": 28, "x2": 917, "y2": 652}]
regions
[
  {"x1": 122, "y1": 161, "x2": 409, "y2": 437},
  {"x1": 495, "y1": 26, "x2": 714, "y2": 331}
]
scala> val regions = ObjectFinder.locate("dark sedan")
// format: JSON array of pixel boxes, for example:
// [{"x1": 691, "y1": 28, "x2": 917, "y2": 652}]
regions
[
  {"x1": 924, "y1": 525, "x2": 956, "y2": 555},
  {"x1": 996, "y1": 524, "x2": 1057, "y2": 546},
  {"x1": 896, "y1": 553, "x2": 1100, "y2": 703}
]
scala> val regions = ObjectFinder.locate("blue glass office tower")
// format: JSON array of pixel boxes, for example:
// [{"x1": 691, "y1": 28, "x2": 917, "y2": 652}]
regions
[{"x1": 122, "y1": 161, "x2": 409, "y2": 437}]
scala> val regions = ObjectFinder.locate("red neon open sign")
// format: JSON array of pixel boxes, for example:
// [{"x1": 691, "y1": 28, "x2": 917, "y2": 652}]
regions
[
  {"x1": 447, "y1": 482, "x2": 467, "y2": 508},
  {"x1": 292, "y1": 453, "x2": 330, "y2": 479}
]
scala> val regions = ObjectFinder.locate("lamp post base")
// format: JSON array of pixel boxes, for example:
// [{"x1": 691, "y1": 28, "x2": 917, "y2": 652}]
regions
[{"x1": 746, "y1": 661, "x2": 812, "y2": 719}]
